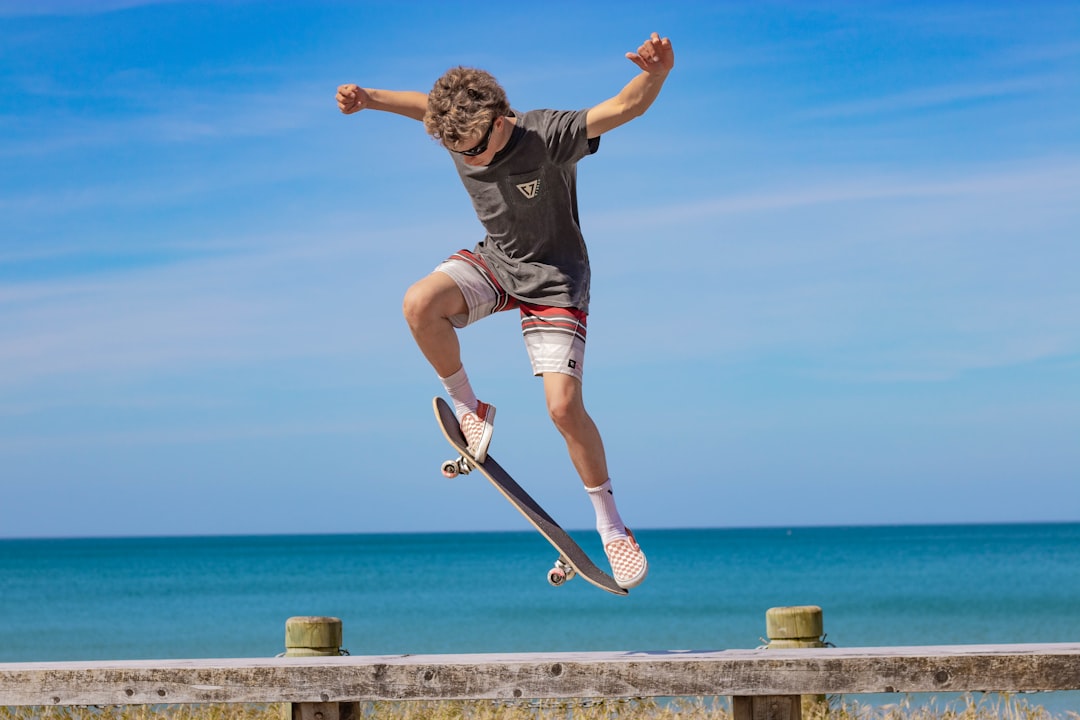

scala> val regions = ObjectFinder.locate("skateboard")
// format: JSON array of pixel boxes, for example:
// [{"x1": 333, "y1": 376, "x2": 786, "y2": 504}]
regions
[{"x1": 432, "y1": 397, "x2": 628, "y2": 596}]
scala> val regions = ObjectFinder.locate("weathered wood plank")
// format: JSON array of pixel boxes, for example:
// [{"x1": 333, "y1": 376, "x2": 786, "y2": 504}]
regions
[{"x1": 1, "y1": 644, "x2": 1079, "y2": 707}]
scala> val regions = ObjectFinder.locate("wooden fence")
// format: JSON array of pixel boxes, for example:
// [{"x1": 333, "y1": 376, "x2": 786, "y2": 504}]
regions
[{"x1": 3, "y1": 643, "x2": 1080, "y2": 720}]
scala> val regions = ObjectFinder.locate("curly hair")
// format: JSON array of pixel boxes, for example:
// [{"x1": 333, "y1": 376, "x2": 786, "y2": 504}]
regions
[{"x1": 424, "y1": 66, "x2": 510, "y2": 148}]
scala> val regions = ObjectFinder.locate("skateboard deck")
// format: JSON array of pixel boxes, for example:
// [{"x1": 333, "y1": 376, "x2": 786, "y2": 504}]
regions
[{"x1": 433, "y1": 397, "x2": 628, "y2": 596}]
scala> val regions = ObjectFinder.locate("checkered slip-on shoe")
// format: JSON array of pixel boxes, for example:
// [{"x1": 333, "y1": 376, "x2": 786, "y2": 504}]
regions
[
  {"x1": 605, "y1": 528, "x2": 648, "y2": 589},
  {"x1": 459, "y1": 400, "x2": 495, "y2": 463}
]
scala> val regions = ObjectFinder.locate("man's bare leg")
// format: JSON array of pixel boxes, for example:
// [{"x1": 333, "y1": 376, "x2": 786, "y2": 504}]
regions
[
  {"x1": 542, "y1": 371, "x2": 609, "y2": 488},
  {"x1": 402, "y1": 271, "x2": 468, "y2": 378},
  {"x1": 403, "y1": 271, "x2": 495, "y2": 460},
  {"x1": 543, "y1": 371, "x2": 648, "y2": 588}
]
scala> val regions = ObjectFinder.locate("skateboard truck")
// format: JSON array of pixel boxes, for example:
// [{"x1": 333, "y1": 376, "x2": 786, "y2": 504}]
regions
[
  {"x1": 547, "y1": 557, "x2": 577, "y2": 586},
  {"x1": 441, "y1": 455, "x2": 474, "y2": 479}
]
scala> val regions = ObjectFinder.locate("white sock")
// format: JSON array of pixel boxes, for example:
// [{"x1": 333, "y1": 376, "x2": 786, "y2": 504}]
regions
[
  {"x1": 586, "y1": 479, "x2": 627, "y2": 545},
  {"x1": 439, "y1": 366, "x2": 478, "y2": 420}
]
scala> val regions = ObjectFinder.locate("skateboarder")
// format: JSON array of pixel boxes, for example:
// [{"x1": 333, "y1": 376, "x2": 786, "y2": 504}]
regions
[{"x1": 337, "y1": 32, "x2": 674, "y2": 589}]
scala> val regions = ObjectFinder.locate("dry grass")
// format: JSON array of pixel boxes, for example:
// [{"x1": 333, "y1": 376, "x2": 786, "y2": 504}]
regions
[{"x1": 1, "y1": 695, "x2": 1077, "y2": 720}]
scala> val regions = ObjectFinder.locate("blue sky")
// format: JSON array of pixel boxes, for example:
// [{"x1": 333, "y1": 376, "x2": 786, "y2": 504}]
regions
[{"x1": 1, "y1": 1, "x2": 1077, "y2": 539}]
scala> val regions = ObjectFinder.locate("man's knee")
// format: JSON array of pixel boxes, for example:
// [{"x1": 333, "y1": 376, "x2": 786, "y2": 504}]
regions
[
  {"x1": 402, "y1": 280, "x2": 429, "y2": 329},
  {"x1": 403, "y1": 273, "x2": 460, "y2": 330},
  {"x1": 545, "y1": 377, "x2": 586, "y2": 431}
]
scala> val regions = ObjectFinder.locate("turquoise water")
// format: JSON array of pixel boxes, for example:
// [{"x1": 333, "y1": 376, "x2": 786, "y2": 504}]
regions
[{"x1": 2, "y1": 524, "x2": 1079, "y2": 710}]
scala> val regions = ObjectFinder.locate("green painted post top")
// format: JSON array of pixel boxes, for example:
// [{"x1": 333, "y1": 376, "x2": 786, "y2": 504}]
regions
[
  {"x1": 284, "y1": 616, "x2": 343, "y2": 657},
  {"x1": 765, "y1": 606, "x2": 825, "y2": 649}
]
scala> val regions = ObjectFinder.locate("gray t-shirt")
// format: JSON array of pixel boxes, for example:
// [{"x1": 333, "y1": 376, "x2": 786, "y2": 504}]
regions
[{"x1": 451, "y1": 108, "x2": 600, "y2": 312}]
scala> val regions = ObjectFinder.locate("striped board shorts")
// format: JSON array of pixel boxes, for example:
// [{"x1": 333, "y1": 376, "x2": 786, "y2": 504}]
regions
[{"x1": 435, "y1": 249, "x2": 587, "y2": 380}]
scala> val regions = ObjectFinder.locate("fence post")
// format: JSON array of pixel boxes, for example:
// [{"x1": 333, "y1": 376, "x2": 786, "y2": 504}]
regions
[
  {"x1": 730, "y1": 694, "x2": 802, "y2": 720},
  {"x1": 283, "y1": 616, "x2": 354, "y2": 720},
  {"x1": 730, "y1": 605, "x2": 828, "y2": 720},
  {"x1": 766, "y1": 606, "x2": 828, "y2": 717}
]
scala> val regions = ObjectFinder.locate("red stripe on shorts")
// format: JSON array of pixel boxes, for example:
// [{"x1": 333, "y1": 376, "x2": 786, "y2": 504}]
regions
[
  {"x1": 520, "y1": 304, "x2": 588, "y2": 344},
  {"x1": 450, "y1": 249, "x2": 517, "y2": 314}
]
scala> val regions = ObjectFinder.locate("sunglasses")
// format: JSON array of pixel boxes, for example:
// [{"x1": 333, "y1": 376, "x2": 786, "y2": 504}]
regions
[{"x1": 452, "y1": 119, "x2": 496, "y2": 157}]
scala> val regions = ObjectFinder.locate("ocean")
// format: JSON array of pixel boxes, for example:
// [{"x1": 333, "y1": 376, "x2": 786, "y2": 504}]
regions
[{"x1": 2, "y1": 524, "x2": 1079, "y2": 712}]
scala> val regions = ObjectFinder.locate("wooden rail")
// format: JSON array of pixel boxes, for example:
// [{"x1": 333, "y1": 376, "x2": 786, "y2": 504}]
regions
[{"x1": 2, "y1": 643, "x2": 1079, "y2": 712}]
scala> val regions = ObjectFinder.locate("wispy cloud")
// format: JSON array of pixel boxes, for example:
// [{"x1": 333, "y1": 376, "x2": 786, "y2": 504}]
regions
[
  {"x1": 4, "y1": 148, "x2": 1075, "y2": 399},
  {"x1": 587, "y1": 157, "x2": 1080, "y2": 381},
  {"x1": 996, "y1": 39, "x2": 1080, "y2": 68},
  {"x1": 596, "y1": 156, "x2": 1080, "y2": 229},
  {"x1": 0, "y1": 0, "x2": 185, "y2": 17},
  {"x1": 0, "y1": 82, "x2": 332, "y2": 160},
  {"x1": 0, "y1": 217, "x2": 445, "y2": 392},
  {"x1": 798, "y1": 74, "x2": 1064, "y2": 121}
]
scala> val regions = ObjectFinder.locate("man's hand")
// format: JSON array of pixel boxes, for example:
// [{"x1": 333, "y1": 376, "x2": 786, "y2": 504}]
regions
[
  {"x1": 626, "y1": 32, "x2": 674, "y2": 74},
  {"x1": 336, "y1": 84, "x2": 370, "y2": 114}
]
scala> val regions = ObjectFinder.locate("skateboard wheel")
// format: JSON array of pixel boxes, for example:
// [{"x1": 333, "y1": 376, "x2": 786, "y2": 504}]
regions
[
  {"x1": 440, "y1": 460, "x2": 460, "y2": 479},
  {"x1": 548, "y1": 559, "x2": 577, "y2": 587}
]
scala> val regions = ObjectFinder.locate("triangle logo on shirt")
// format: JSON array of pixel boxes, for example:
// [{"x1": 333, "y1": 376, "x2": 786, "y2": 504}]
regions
[{"x1": 516, "y1": 180, "x2": 540, "y2": 199}]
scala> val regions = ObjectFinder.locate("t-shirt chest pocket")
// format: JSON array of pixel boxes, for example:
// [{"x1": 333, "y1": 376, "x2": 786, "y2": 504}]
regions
[{"x1": 502, "y1": 167, "x2": 548, "y2": 212}]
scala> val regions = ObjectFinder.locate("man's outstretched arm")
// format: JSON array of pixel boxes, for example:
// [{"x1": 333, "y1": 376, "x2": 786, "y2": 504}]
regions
[
  {"x1": 586, "y1": 32, "x2": 675, "y2": 139},
  {"x1": 336, "y1": 84, "x2": 428, "y2": 121}
]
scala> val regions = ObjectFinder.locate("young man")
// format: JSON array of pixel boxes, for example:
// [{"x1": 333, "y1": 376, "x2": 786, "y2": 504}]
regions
[{"x1": 336, "y1": 32, "x2": 674, "y2": 589}]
